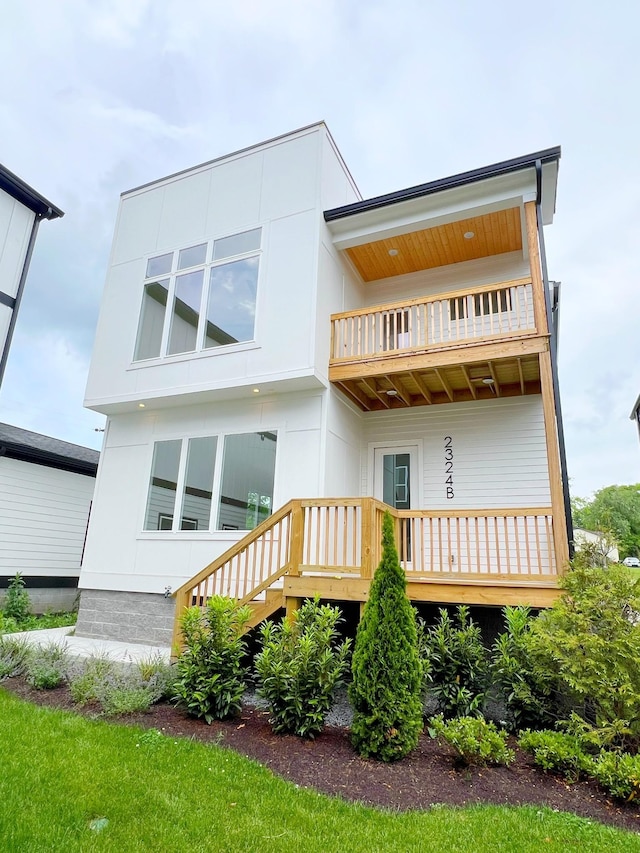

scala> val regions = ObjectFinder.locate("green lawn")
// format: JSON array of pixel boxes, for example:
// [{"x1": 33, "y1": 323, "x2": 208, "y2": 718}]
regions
[{"x1": 1, "y1": 690, "x2": 638, "y2": 852}]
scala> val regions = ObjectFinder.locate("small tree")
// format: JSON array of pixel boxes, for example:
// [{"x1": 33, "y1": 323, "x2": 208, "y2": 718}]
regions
[
  {"x1": 349, "y1": 512, "x2": 424, "y2": 761},
  {"x1": 3, "y1": 574, "x2": 31, "y2": 623},
  {"x1": 173, "y1": 596, "x2": 251, "y2": 723}
]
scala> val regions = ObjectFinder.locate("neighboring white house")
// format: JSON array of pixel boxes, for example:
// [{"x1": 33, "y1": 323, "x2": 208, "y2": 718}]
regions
[
  {"x1": 573, "y1": 527, "x2": 619, "y2": 564},
  {"x1": 0, "y1": 423, "x2": 99, "y2": 612},
  {"x1": 77, "y1": 123, "x2": 571, "y2": 647},
  {"x1": 0, "y1": 163, "x2": 64, "y2": 388}
]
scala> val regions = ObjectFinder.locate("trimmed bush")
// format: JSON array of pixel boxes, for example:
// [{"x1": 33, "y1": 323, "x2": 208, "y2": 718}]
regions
[
  {"x1": 518, "y1": 729, "x2": 593, "y2": 779},
  {"x1": 254, "y1": 597, "x2": 351, "y2": 738},
  {"x1": 173, "y1": 596, "x2": 251, "y2": 723},
  {"x1": 349, "y1": 512, "x2": 424, "y2": 761},
  {"x1": 491, "y1": 606, "x2": 556, "y2": 732},
  {"x1": 591, "y1": 751, "x2": 640, "y2": 802},
  {"x1": 422, "y1": 605, "x2": 489, "y2": 719},
  {"x1": 430, "y1": 714, "x2": 515, "y2": 766}
]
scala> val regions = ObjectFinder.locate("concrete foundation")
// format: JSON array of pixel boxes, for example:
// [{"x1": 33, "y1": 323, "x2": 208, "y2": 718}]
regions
[
  {"x1": 0, "y1": 587, "x2": 79, "y2": 615},
  {"x1": 75, "y1": 589, "x2": 175, "y2": 648}
]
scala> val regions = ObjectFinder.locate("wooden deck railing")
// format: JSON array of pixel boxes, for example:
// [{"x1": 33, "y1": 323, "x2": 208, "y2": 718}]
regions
[
  {"x1": 330, "y1": 277, "x2": 535, "y2": 363},
  {"x1": 173, "y1": 498, "x2": 559, "y2": 648}
]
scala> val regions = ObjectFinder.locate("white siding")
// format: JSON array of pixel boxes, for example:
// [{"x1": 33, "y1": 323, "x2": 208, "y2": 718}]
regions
[
  {"x1": 0, "y1": 188, "x2": 36, "y2": 363},
  {"x1": 0, "y1": 458, "x2": 94, "y2": 577},
  {"x1": 363, "y1": 251, "x2": 529, "y2": 308},
  {"x1": 80, "y1": 391, "x2": 326, "y2": 594},
  {"x1": 324, "y1": 388, "x2": 362, "y2": 496},
  {"x1": 361, "y1": 395, "x2": 550, "y2": 509}
]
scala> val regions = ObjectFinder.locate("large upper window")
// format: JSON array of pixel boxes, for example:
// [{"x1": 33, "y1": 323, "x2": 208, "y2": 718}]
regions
[
  {"x1": 134, "y1": 228, "x2": 261, "y2": 361},
  {"x1": 143, "y1": 430, "x2": 277, "y2": 533}
]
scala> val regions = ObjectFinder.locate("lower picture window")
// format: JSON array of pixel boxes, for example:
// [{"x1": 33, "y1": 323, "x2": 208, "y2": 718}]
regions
[{"x1": 143, "y1": 431, "x2": 277, "y2": 532}]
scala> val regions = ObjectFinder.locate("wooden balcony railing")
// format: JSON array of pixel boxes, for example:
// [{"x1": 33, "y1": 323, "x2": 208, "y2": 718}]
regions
[
  {"x1": 330, "y1": 278, "x2": 536, "y2": 363},
  {"x1": 172, "y1": 498, "x2": 560, "y2": 647}
]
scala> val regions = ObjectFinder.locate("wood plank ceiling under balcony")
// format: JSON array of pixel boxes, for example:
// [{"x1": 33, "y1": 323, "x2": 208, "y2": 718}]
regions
[
  {"x1": 331, "y1": 206, "x2": 545, "y2": 411},
  {"x1": 346, "y1": 208, "x2": 522, "y2": 281}
]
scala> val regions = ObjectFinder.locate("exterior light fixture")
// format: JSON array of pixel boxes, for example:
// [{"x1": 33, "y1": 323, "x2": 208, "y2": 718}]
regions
[
  {"x1": 252, "y1": 388, "x2": 260, "y2": 393},
  {"x1": 463, "y1": 231, "x2": 475, "y2": 239},
  {"x1": 388, "y1": 248, "x2": 399, "y2": 256},
  {"x1": 482, "y1": 378, "x2": 494, "y2": 385},
  {"x1": 386, "y1": 389, "x2": 399, "y2": 396},
  {"x1": 138, "y1": 403, "x2": 145, "y2": 408}
]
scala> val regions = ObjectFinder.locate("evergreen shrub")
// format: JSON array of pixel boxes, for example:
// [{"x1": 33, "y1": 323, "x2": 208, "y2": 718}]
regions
[
  {"x1": 173, "y1": 596, "x2": 251, "y2": 723},
  {"x1": 422, "y1": 605, "x2": 488, "y2": 719},
  {"x1": 430, "y1": 714, "x2": 515, "y2": 766},
  {"x1": 254, "y1": 597, "x2": 351, "y2": 738},
  {"x1": 349, "y1": 512, "x2": 424, "y2": 761}
]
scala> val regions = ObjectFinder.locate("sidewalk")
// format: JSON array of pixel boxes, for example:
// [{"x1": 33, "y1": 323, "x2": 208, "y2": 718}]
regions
[{"x1": 8, "y1": 627, "x2": 171, "y2": 664}]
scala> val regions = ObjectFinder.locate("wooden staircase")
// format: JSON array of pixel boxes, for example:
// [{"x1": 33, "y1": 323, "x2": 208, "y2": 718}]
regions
[{"x1": 171, "y1": 498, "x2": 563, "y2": 652}]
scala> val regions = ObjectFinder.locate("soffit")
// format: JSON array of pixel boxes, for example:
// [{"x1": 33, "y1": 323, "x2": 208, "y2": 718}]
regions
[{"x1": 346, "y1": 207, "x2": 522, "y2": 282}]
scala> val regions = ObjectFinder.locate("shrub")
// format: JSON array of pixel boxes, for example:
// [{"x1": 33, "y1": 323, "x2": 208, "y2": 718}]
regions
[
  {"x1": 491, "y1": 606, "x2": 556, "y2": 732},
  {"x1": 526, "y1": 557, "x2": 640, "y2": 749},
  {"x1": 590, "y1": 751, "x2": 640, "y2": 802},
  {"x1": 430, "y1": 714, "x2": 515, "y2": 766},
  {"x1": 422, "y1": 605, "x2": 489, "y2": 719},
  {"x1": 25, "y1": 642, "x2": 69, "y2": 689},
  {"x1": 3, "y1": 574, "x2": 31, "y2": 622},
  {"x1": 349, "y1": 512, "x2": 424, "y2": 761},
  {"x1": 137, "y1": 653, "x2": 175, "y2": 701},
  {"x1": 0, "y1": 613, "x2": 20, "y2": 634},
  {"x1": 254, "y1": 597, "x2": 351, "y2": 738},
  {"x1": 518, "y1": 729, "x2": 593, "y2": 780},
  {"x1": 0, "y1": 635, "x2": 29, "y2": 680},
  {"x1": 173, "y1": 596, "x2": 251, "y2": 723},
  {"x1": 69, "y1": 655, "x2": 116, "y2": 706}
]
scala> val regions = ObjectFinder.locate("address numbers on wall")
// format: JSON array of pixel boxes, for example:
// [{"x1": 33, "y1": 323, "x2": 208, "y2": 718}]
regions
[{"x1": 444, "y1": 435, "x2": 454, "y2": 499}]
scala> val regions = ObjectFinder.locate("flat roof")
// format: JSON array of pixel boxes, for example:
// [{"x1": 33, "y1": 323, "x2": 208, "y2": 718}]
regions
[
  {"x1": 0, "y1": 164, "x2": 64, "y2": 220},
  {"x1": 324, "y1": 146, "x2": 561, "y2": 222}
]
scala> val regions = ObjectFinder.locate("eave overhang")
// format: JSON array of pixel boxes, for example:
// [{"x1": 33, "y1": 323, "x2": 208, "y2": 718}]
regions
[{"x1": 0, "y1": 164, "x2": 64, "y2": 220}]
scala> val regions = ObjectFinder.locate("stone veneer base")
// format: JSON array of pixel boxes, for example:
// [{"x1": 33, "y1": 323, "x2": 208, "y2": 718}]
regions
[{"x1": 75, "y1": 589, "x2": 175, "y2": 648}]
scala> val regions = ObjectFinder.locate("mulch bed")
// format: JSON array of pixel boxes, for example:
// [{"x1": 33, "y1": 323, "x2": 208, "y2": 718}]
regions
[{"x1": 4, "y1": 677, "x2": 640, "y2": 835}]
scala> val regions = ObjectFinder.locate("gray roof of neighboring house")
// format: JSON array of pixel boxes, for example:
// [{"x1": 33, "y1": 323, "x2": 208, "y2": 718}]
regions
[
  {"x1": 0, "y1": 422, "x2": 99, "y2": 476},
  {"x1": 0, "y1": 163, "x2": 64, "y2": 220}
]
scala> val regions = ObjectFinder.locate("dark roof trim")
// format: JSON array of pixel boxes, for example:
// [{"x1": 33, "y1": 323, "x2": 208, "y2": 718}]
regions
[
  {"x1": 0, "y1": 423, "x2": 98, "y2": 477},
  {"x1": 324, "y1": 146, "x2": 561, "y2": 222},
  {"x1": 0, "y1": 164, "x2": 64, "y2": 220}
]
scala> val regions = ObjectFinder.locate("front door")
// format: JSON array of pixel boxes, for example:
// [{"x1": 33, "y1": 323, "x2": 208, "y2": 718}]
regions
[{"x1": 373, "y1": 445, "x2": 419, "y2": 561}]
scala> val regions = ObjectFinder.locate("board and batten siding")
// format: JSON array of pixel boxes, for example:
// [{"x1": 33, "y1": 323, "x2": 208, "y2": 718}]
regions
[
  {"x1": 362, "y1": 395, "x2": 550, "y2": 510},
  {"x1": 0, "y1": 457, "x2": 95, "y2": 577}
]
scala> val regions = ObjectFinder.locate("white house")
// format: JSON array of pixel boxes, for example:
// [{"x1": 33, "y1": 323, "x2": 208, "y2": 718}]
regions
[
  {"x1": 0, "y1": 423, "x2": 98, "y2": 612},
  {"x1": 0, "y1": 163, "x2": 64, "y2": 388},
  {"x1": 77, "y1": 123, "x2": 571, "y2": 647}
]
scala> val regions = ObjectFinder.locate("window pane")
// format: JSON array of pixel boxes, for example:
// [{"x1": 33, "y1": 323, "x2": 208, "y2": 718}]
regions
[
  {"x1": 146, "y1": 253, "x2": 173, "y2": 278},
  {"x1": 217, "y1": 432, "x2": 277, "y2": 530},
  {"x1": 167, "y1": 269, "x2": 204, "y2": 355},
  {"x1": 213, "y1": 228, "x2": 261, "y2": 261},
  {"x1": 180, "y1": 436, "x2": 217, "y2": 530},
  {"x1": 177, "y1": 243, "x2": 207, "y2": 270},
  {"x1": 204, "y1": 258, "x2": 258, "y2": 348},
  {"x1": 144, "y1": 440, "x2": 182, "y2": 530},
  {"x1": 134, "y1": 280, "x2": 169, "y2": 360}
]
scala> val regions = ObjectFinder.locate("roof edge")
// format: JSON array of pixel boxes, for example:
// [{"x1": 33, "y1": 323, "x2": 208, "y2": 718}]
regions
[
  {"x1": 324, "y1": 146, "x2": 561, "y2": 222},
  {"x1": 0, "y1": 164, "x2": 64, "y2": 220}
]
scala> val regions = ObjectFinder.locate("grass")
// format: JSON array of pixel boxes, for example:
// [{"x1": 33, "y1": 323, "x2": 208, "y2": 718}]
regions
[{"x1": 1, "y1": 692, "x2": 639, "y2": 852}]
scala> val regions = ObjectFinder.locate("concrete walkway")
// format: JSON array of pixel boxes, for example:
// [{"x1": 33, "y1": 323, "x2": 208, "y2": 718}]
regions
[{"x1": 9, "y1": 627, "x2": 171, "y2": 664}]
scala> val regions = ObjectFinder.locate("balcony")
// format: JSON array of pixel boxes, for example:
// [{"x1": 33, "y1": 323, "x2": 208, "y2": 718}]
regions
[{"x1": 329, "y1": 277, "x2": 549, "y2": 411}]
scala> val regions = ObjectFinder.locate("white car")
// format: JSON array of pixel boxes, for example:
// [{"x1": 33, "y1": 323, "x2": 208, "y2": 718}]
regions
[{"x1": 622, "y1": 556, "x2": 640, "y2": 568}]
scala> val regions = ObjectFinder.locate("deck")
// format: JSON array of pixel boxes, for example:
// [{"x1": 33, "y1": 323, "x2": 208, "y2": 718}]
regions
[{"x1": 171, "y1": 498, "x2": 563, "y2": 649}]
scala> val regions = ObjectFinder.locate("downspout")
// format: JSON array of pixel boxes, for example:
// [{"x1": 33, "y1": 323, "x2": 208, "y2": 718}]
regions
[
  {"x1": 535, "y1": 161, "x2": 574, "y2": 558},
  {"x1": 0, "y1": 211, "x2": 43, "y2": 389}
]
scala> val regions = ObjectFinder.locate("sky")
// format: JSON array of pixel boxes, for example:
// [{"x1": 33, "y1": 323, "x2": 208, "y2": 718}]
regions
[{"x1": 0, "y1": 0, "x2": 638, "y2": 499}]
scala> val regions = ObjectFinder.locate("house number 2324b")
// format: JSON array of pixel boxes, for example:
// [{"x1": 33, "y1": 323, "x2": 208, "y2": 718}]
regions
[{"x1": 444, "y1": 436, "x2": 454, "y2": 499}]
